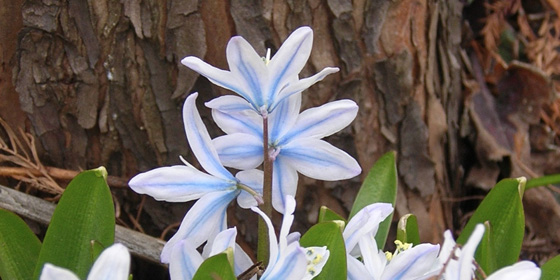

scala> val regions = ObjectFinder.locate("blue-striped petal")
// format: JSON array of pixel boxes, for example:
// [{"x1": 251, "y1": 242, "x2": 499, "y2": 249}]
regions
[
  {"x1": 272, "y1": 156, "x2": 298, "y2": 213},
  {"x1": 381, "y1": 244, "x2": 440, "y2": 280},
  {"x1": 169, "y1": 239, "x2": 204, "y2": 280},
  {"x1": 213, "y1": 134, "x2": 263, "y2": 170},
  {"x1": 205, "y1": 95, "x2": 255, "y2": 114},
  {"x1": 161, "y1": 190, "x2": 238, "y2": 263},
  {"x1": 282, "y1": 99, "x2": 358, "y2": 142},
  {"x1": 129, "y1": 165, "x2": 234, "y2": 202},
  {"x1": 236, "y1": 169, "x2": 264, "y2": 209},
  {"x1": 269, "y1": 93, "x2": 301, "y2": 142},
  {"x1": 486, "y1": 261, "x2": 541, "y2": 280},
  {"x1": 273, "y1": 67, "x2": 339, "y2": 111},
  {"x1": 343, "y1": 203, "x2": 393, "y2": 255},
  {"x1": 261, "y1": 243, "x2": 308, "y2": 280},
  {"x1": 347, "y1": 256, "x2": 374, "y2": 280},
  {"x1": 183, "y1": 93, "x2": 235, "y2": 181},
  {"x1": 281, "y1": 138, "x2": 361, "y2": 180},
  {"x1": 226, "y1": 36, "x2": 267, "y2": 108},
  {"x1": 266, "y1": 27, "x2": 313, "y2": 108},
  {"x1": 180, "y1": 57, "x2": 253, "y2": 104},
  {"x1": 211, "y1": 106, "x2": 262, "y2": 136}
]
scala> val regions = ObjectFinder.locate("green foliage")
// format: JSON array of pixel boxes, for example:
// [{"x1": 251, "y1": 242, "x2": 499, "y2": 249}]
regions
[
  {"x1": 0, "y1": 209, "x2": 42, "y2": 280},
  {"x1": 475, "y1": 222, "x2": 498, "y2": 274},
  {"x1": 33, "y1": 167, "x2": 116, "y2": 279},
  {"x1": 396, "y1": 214, "x2": 420, "y2": 246},
  {"x1": 318, "y1": 206, "x2": 345, "y2": 223},
  {"x1": 300, "y1": 221, "x2": 347, "y2": 280},
  {"x1": 349, "y1": 151, "x2": 397, "y2": 250},
  {"x1": 541, "y1": 254, "x2": 560, "y2": 280},
  {"x1": 192, "y1": 251, "x2": 236, "y2": 280},
  {"x1": 457, "y1": 177, "x2": 526, "y2": 274}
]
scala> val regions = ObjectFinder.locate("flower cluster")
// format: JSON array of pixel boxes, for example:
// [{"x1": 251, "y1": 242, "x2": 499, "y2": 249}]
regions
[{"x1": 129, "y1": 26, "x2": 359, "y2": 278}]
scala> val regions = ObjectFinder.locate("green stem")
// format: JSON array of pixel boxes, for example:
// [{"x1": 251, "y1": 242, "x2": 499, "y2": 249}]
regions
[
  {"x1": 257, "y1": 111, "x2": 273, "y2": 266},
  {"x1": 526, "y1": 174, "x2": 560, "y2": 189}
]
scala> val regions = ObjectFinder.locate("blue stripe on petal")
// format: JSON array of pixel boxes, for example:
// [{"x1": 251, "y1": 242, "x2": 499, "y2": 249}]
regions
[
  {"x1": 272, "y1": 157, "x2": 298, "y2": 214},
  {"x1": 183, "y1": 93, "x2": 235, "y2": 181},
  {"x1": 160, "y1": 190, "x2": 239, "y2": 263}
]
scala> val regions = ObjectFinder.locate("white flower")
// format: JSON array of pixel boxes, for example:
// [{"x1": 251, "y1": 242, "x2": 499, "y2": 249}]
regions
[
  {"x1": 440, "y1": 224, "x2": 541, "y2": 280},
  {"x1": 181, "y1": 26, "x2": 339, "y2": 114},
  {"x1": 129, "y1": 93, "x2": 262, "y2": 263},
  {"x1": 40, "y1": 243, "x2": 130, "y2": 280}
]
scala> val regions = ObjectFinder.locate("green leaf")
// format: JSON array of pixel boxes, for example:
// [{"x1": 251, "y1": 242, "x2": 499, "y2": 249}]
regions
[
  {"x1": 456, "y1": 177, "x2": 526, "y2": 274},
  {"x1": 349, "y1": 151, "x2": 397, "y2": 249},
  {"x1": 396, "y1": 214, "x2": 420, "y2": 246},
  {"x1": 475, "y1": 222, "x2": 498, "y2": 273},
  {"x1": 318, "y1": 206, "x2": 346, "y2": 223},
  {"x1": 0, "y1": 209, "x2": 42, "y2": 280},
  {"x1": 300, "y1": 221, "x2": 347, "y2": 280},
  {"x1": 541, "y1": 254, "x2": 560, "y2": 280},
  {"x1": 192, "y1": 251, "x2": 236, "y2": 280},
  {"x1": 33, "y1": 167, "x2": 115, "y2": 279}
]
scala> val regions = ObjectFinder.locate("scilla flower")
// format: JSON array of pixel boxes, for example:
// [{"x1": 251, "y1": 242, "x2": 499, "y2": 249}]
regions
[
  {"x1": 252, "y1": 195, "x2": 329, "y2": 280},
  {"x1": 40, "y1": 243, "x2": 130, "y2": 280},
  {"x1": 344, "y1": 203, "x2": 441, "y2": 280},
  {"x1": 440, "y1": 224, "x2": 541, "y2": 280},
  {"x1": 181, "y1": 26, "x2": 339, "y2": 114},
  {"x1": 129, "y1": 93, "x2": 263, "y2": 263},
  {"x1": 208, "y1": 93, "x2": 361, "y2": 212}
]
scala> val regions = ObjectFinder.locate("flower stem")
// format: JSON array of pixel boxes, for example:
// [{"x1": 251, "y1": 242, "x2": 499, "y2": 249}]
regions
[{"x1": 258, "y1": 110, "x2": 273, "y2": 266}]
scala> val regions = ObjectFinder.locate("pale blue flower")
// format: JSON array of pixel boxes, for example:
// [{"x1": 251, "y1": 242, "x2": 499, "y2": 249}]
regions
[
  {"x1": 181, "y1": 26, "x2": 339, "y2": 114},
  {"x1": 441, "y1": 224, "x2": 541, "y2": 280},
  {"x1": 128, "y1": 93, "x2": 262, "y2": 263},
  {"x1": 207, "y1": 93, "x2": 361, "y2": 212},
  {"x1": 40, "y1": 243, "x2": 130, "y2": 280},
  {"x1": 169, "y1": 227, "x2": 254, "y2": 279},
  {"x1": 252, "y1": 195, "x2": 330, "y2": 280},
  {"x1": 344, "y1": 203, "x2": 441, "y2": 280}
]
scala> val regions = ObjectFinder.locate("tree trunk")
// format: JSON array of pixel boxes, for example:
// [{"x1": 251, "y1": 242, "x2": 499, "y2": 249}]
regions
[{"x1": 3, "y1": 0, "x2": 559, "y2": 270}]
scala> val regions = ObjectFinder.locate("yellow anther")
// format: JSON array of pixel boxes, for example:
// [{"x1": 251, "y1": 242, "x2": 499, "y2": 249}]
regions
[
  {"x1": 394, "y1": 240, "x2": 412, "y2": 252},
  {"x1": 312, "y1": 254, "x2": 323, "y2": 265},
  {"x1": 306, "y1": 248, "x2": 314, "y2": 256},
  {"x1": 385, "y1": 251, "x2": 393, "y2": 261}
]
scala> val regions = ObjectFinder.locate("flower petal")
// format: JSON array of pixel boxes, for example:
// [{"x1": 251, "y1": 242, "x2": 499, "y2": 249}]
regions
[
  {"x1": 274, "y1": 67, "x2": 339, "y2": 110},
  {"x1": 266, "y1": 27, "x2": 313, "y2": 106},
  {"x1": 278, "y1": 195, "x2": 296, "y2": 250},
  {"x1": 40, "y1": 264, "x2": 80, "y2": 280},
  {"x1": 183, "y1": 93, "x2": 235, "y2": 181},
  {"x1": 226, "y1": 36, "x2": 268, "y2": 108},
  {"x1": 236, "y1": 169, "x2": 264, "y2": 208},
  {"x1": 269, "y1": 93, "x2": 301, "y2": 142},
  {"x1": 261, "y1": 243, "x2": 308, "y2": 280},
  {"x1": 210, "y1": 102, "x2": 262, "y2": 135},
  {"x1": 129, "y1": 165, "x2": 234, "y2": 202},
  {"x1": 282, "y1": 99, "x2": 358, "y2": 141},
  {"x1": 343, "y1": 203, "x2": 393, "y2": 255},
  {"x1": 281, "y1": 138, "x2": 361, "y2": 180},
  {"x1": 347, "y1": 256, "x2": 373, "y2": 280},
  {"x1": 161, "y1": 190, "x2": 238, "y2": 263},
  {"x1": 234, "y1": 243, "x2": 255, "y2": 278},
  {"x1": 302, "y1": 246, "x2": 330, "y2": 280},
  {"x1": 206, "y1": 227, "x2": 237, "y2": 258},
  {"x1": 358, "y1": 235, "x2": 385, "y2": 279},
  {"x1": 381, "y1": 244, "x2": 440, "y2": 280},
  {"x1": 87, "y1": 243, "x2": 131, "y2": 280},
  {"x1": 450, "y1": 224, "x2": 485, "y2": 280},
  {"x1": 272, "y1": 156, "x2": 299, "y2": 213},
  {"x1": 251, "y1": 206, "x2": 279, "y2": 266},
  {"x1": 486, "y1": 261, "x2": 541, "y2": 280},
  {"x1": 213, "y1": 134, "x2": 263, "y2": 170},
  {"x1": 169, "y1": 239, "x2": 204, "y2": 280},
  {"x1": 180, "y1": 57, "x2": 251, "y2": 103},
  {"x1": 205, "y1": 95, "x2": 255, "y2": 113}
]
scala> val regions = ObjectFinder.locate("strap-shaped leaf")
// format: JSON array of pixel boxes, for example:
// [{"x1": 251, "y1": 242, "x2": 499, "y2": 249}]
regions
[
  {"x1": 396, "y1": 214, "x2": 420, "y2": 246},
  {"x1": 541, "y1": 254, "x2": 560, "y2": 280},
  {"x1": 300, "y1": 221, "x2": 347, "y2": 280},
  {"x1": 33, "y1": 167, "x2": 115, "y2": 279},
  {"x1": 456, "y1": 177, "x2": 526, "y2": 274},
  {"x1": 0, "y1": 209, "x2": 42, "y2": 280},
  {"x1": 192, "y1": 251, "x2": 236, "y2": 280},
  {"x1": 349, "y1": 151, "x2": 397, "y2": 250},
  {"x1": 318, "y1": 206, "x2": 345, "y2": 223}
]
